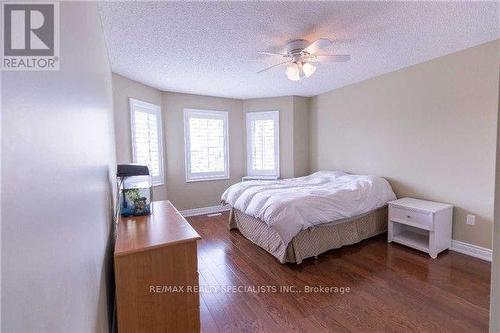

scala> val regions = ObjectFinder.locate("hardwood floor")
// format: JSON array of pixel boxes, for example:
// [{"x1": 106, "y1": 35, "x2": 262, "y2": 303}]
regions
[{"x1": 187, "y1": 212, "x2": 491, "y2": 333}]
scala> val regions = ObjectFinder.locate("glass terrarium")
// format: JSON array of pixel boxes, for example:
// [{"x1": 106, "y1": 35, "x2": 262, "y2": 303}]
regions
[{"x1": 120, "y1": 175, "x2": 152, "y2": 216}]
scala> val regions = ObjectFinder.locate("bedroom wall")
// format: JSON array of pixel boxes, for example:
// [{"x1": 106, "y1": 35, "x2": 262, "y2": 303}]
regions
[
  {"x1": 110, "y1": 77, "x2": 309, "y2": 211},
  {"x1": 293, "y1": 96, "x2": 310, "y2": 177},
  {"x1": 112, "y1": 78, "x2": 245, "y2": 210},
  {"x1": 111, "y1": 76, "x2": 313, "y2": 210},
  {"x1": 490, "y1": 72, "x2": 500, "y2": 331},
  {"x1": 242, "y1": 96, "x2": 310, "y2": 179},
  {"x1": 243, "y1": 97, "x2": 295, "y2": 178},
  {"x1": 2, "y1": 2, "x2": 115, "y2": 331},
  {"x1": 112, "y1": 73, "x2": 167, "y2": 200},
  {"x1": 163, "y1": 92, "x2": 245, "y2": 210},
  {"x1": 310, "y1": 40, "x2": 499, "y2": 249}
]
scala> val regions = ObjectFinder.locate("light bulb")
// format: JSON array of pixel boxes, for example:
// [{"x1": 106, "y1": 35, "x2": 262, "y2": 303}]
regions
[
  {"x1": 302, "y1": 62, "x2": 316, "y2": 78},
  {"x1": 297, "y1": 62, "x2": 306, "y2": 79},
  {"x1": 286, "y1": 63, "x2": 300, "y2": 81}
]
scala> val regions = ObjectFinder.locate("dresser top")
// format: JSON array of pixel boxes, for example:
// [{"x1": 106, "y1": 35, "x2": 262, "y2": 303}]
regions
[
  {"x1": 115, "y1": 200, "x2": 201, "y2": 257},
  {"x1": 388, "y1": 197, "x2": 453, "y2": 213}
]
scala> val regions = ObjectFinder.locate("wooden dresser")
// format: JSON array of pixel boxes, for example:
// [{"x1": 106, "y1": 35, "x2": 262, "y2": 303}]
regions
[{"x1": 114, "y1": 200, "x2": 201, "y2": 332}]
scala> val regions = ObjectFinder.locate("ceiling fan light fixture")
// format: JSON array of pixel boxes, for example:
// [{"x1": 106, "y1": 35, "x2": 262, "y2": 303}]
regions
[
  {"x1": 259, "y1": 38, "x2": 350, "y2": 81},
  {"x1": 302, "y1": 62, "x2": 316, "y2": 78},
  {"x1": 286, "y1": 62, "x2": 316, "y2": 81}
]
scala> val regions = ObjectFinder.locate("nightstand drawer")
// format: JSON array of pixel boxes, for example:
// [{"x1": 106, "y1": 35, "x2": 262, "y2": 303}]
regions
[{"x1": 390, "y1": 206, "x2": 433, "y2": 230}]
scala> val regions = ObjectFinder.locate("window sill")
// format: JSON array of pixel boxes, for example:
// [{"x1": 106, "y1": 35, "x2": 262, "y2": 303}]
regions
[
  {"x1": 242, "y1": 175, "x2": 279, "y2": 181},
  {"x1": 185, "y1": 176, "x2": 230, "y2": 183}
]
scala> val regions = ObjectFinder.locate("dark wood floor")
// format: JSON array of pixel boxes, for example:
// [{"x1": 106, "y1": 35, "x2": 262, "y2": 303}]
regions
[{"x1": 187, "y1": 212, "x2": 491, "y2": 333}]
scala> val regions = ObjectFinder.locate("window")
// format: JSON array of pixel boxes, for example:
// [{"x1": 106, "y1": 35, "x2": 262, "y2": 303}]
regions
[
  {"x1": 246, "y1": 111, "x2": 280, "y2": 178},
  {"x1": 184, "y1": 109, "x2": 229, "y2": 182},
  {"x1": 129, "y1": 98, "x2": 164, "y2": 185}
]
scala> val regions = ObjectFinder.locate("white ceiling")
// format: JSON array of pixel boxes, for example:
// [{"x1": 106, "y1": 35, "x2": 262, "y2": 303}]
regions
[{"x1": 99, "y1": 1, "x2": 498, "y2": 100}]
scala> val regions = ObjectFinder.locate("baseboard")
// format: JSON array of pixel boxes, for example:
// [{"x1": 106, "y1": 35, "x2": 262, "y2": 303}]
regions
[
  {"x1": 180, "y1": 204, "x2": 231, "y2": 218},
  {"x1": 450, "y1": 240, "x2": 492, "y2": 262}
]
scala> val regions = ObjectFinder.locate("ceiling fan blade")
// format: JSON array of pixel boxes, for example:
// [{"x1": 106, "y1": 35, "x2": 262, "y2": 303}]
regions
[
  {"x1": 310, "y1": 54, "x2": 351, "y2": 62},
  {"x1": 257, "y1": 60, "x2": 291, "y2": 74},
  {"x1": 303, "y1": 38, "x2": 333, "y2": 54},
  {"x1": 258, "y1": 51, "x2": 289, "y2": 57}
]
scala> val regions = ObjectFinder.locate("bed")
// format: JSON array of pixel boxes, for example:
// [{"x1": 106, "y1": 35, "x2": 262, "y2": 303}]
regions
[{"x1": 221, "y1": 171, "x2": 396, "y2": 264}]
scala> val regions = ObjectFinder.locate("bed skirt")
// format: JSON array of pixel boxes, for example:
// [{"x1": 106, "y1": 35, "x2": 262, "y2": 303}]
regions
[{"x1": 228, "y1": 206, "x2": 388, "y2": 264}]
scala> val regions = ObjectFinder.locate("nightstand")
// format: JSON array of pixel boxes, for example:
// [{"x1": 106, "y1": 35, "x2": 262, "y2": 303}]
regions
[{"x1": 388, "y1": 197, "x2": 453, "y2": 258}]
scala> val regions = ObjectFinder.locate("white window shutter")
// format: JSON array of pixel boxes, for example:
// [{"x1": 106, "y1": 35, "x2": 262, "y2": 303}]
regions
[
  {"x1": 184, "y1": 109, "x2": 229, "y2": 182},
  {"x1": 130, "y1": 98, "x2": 164, "y2": 185},
  {"x1": 246, "y1": 111, "x2": 279, "y2": 178}
]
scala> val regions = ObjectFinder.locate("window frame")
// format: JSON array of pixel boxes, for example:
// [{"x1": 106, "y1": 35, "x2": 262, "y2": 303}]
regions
[
  {"x1": 129, "y1": 98, "x2": 165, "y2": 186},
  {"x1": 246, "y1": 110, "x2": 280, "y2": 179},
  {"x1": 183, "y1": 108, "x2": 230, "y2": 182}
]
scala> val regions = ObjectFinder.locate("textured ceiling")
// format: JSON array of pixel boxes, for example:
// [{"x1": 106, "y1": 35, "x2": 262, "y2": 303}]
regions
[{"x1": 99, "y1": 1, "x2": 499, "y2": 99}]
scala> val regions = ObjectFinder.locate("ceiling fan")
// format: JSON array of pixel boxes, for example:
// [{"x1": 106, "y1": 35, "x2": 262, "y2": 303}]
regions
[{"x1": 257, "y1": 38, "x2": 350, "y2": 81}]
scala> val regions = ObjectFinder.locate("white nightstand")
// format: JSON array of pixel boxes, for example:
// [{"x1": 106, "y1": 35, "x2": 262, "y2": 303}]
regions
[{"x1": 388, "y1": 197, "x2": 453, "y2": 259}]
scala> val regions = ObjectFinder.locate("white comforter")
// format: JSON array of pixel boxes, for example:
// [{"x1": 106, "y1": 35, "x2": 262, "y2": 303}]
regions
[{"x1": 221, "y1": 171, "x2": 396, "y2": 247}]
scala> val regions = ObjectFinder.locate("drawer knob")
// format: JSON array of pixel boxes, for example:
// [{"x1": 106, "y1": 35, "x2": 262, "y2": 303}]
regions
[{"x1": 406, "y1": 215, "x2": 411, "y2": 219}]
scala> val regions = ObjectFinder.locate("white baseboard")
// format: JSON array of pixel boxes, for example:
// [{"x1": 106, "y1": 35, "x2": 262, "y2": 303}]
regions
[
  {"x1": 450, "y1": 240, "x2": 492, "y2": 262},
  {"x1": 180, "y1": 204, "x2": 231, "y2": 218}
]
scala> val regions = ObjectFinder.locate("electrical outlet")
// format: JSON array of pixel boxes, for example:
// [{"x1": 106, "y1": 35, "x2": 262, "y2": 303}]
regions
[{"x1": 466, "y1": 214, "x2": 475, "y2": 225}]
